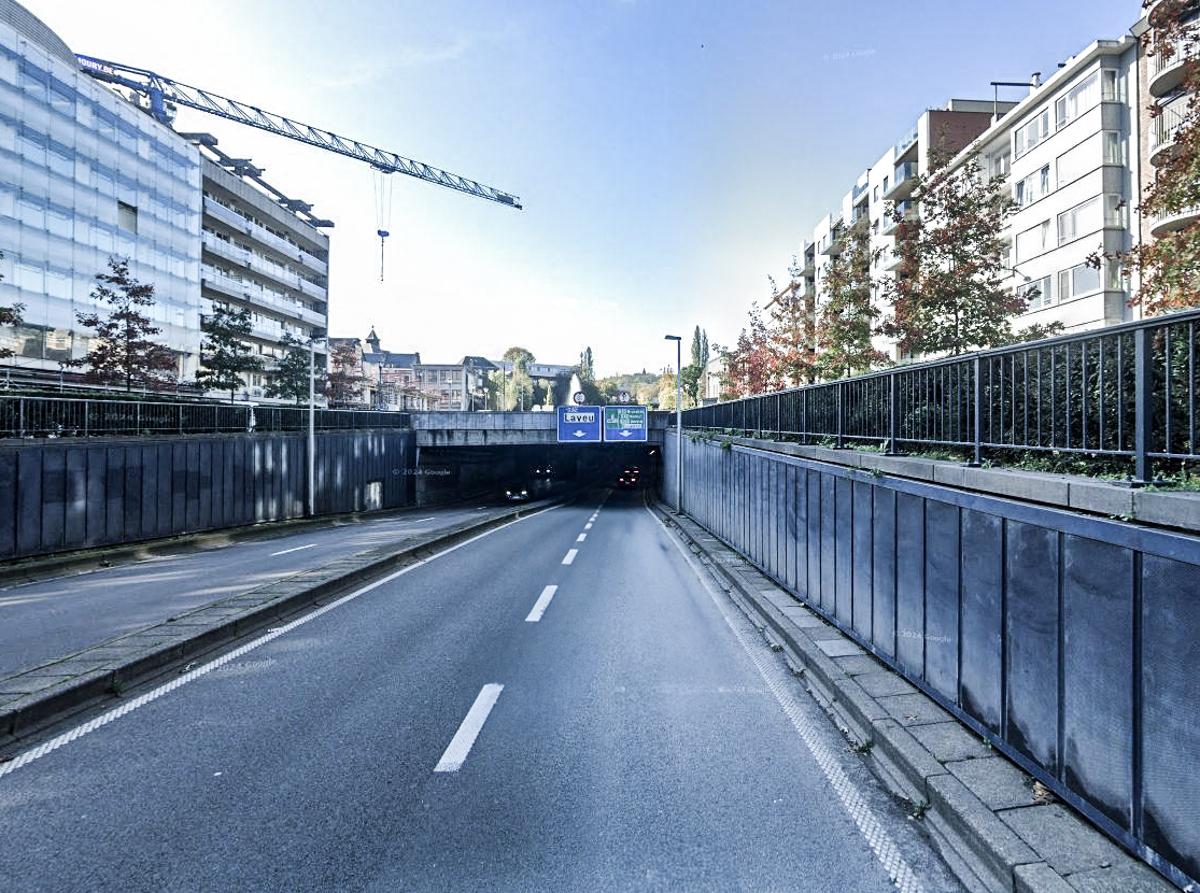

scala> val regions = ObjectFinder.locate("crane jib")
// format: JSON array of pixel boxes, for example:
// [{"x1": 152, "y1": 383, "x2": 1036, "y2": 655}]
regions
[{"x1": 74, "y1": 54, "x2": 522, "y2": 211}]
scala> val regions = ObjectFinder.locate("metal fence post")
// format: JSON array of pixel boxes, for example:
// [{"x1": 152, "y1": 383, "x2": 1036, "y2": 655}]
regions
[
  {"x1": 1133, "y1": 326, "x2": 1153, "y2": 485},
  {"x1": 135, "y1": 403, "x2": 141, "y2": 433},
  {"x1": 802, "y1": 389, "x2": 809, "y2": 444},
  {"x1": 836, "y1": 382, "x2": 844, "y2": 448},
  {"x1": 887, "y1": 372, "x2": 899, "y2": 455},
  {"x1": 970, "y1": 355, "x2": 983, "y2": 467},
  {"x1": 178, "y1": 405, "x2": 184, "y2": 434},
  {"x1": 18, "y1": 397, "x2": 24, "y2": 438}
]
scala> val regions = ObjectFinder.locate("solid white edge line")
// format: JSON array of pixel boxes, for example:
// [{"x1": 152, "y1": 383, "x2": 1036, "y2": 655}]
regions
[
  {"x1": 562, "y1": 549, "x2": 578, "y2": 565},
  {"x1": 576, "y1": 533, "x2": 587, "y2": 542},
  {"x1": 0, "y1": 503, "x2": 564, "y2": 782},
  {"x1": 525, "y1": 584, "x2": 558, "y2": 623},
  {"x1": 434, "y1": 683, "x2": 504, "y2": 773},
  {"x1": 646, "y1": 504, "x2": 926, "y2": 893},
  {"x1": 270, "y1": 543, "x2": 317, "y2": 557}
]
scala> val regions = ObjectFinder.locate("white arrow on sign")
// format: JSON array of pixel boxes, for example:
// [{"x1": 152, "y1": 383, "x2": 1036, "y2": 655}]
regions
[
  {"x1": 573, "y1": 430, "x2": 587, "y2": 438},
  {"x1": 619, "y1": 429, "x2": 632, "y2": 438}
]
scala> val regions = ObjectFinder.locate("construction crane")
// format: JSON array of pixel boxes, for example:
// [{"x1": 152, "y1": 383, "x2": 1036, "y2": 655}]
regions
[{"x1": 75, "y1": 54, "x2": 522, "y2": 279}]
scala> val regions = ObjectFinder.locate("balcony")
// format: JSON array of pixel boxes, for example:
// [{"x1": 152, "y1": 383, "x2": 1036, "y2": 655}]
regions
[
  {"x1": 1148, "y1": 36, "x2": 1198, "y2": 97},
  {"x1": 881, "y1": 200, "x2": 918, "y2": 236},
  {"x1": 825, "y1": 222, "x2": 847, "y2": 256},
  {"x1": 895, "y1": 125, "x2": 919, "y2": 161},
  {"x1": 204, "y1": 198, "x2": 329, "y2": 276},
  {"x1": 1149, "y1": 202, "x2": 1200, "y2": 238},
  {"x1": 1150, "y1": 102, "x2": 1189, "y2": 165},
  {"x1": 879, "y1": 245, "x2": 904, "y2": 272},
  {"x1": 884, "y1": 161, "x2": 919, "y2": 201},
  {"x1": 204, "y1": 198, "x2": 252, "y2": 235}
]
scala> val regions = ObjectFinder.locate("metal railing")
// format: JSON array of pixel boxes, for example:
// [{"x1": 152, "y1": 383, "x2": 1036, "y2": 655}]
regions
[
  {"x1": 683, "y1": 308, "x2": 1200, "y2": 481},
  {"x1": 0, "y1": 396, "x2": 410, "y2": 438}
]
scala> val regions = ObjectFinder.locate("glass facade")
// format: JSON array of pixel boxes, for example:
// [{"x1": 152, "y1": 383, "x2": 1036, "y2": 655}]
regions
[{"x1": 0, "y1": 16, "x2": 202, "y2": 374}]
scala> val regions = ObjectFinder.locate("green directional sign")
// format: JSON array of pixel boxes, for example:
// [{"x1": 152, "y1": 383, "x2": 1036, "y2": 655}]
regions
[{"x1": 603, "y1": 405, "x2": 649, "y2": 442}]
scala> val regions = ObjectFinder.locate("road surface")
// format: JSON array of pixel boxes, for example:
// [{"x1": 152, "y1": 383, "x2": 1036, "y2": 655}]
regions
[{"x1": 0, "y1": 488, "x2": 962, "y2": 892}]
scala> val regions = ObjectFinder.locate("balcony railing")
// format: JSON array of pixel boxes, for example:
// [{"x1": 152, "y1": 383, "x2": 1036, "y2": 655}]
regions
[
  {"x1": 881, "y1": 200, "x2": 917, "y2": 235},
  {"x1": 895, "y1": 125, "x2": 919, "y2": 157},
  {"x1": 1151, "y1": 103, "x2": 1189, "y2": 157},
  {"x1": 681, "y1": 307, "x2": 1200, "y2": 482},
  {"x1": 887, "y1": 160, "x2": 918, "y2": 198}
]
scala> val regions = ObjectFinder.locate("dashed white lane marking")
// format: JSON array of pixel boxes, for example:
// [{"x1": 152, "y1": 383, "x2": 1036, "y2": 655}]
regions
[
  {"x1": 525, "y1": 585, "x2": 558, "y2": 623},
  {"x1": 434, "y1": 684, "x2": 504, "y2": 773},
  {"x1": 649, "y1": 505, "x2": 925, "y2": 893},
  {"x1": 562, "y1": 549, "x2": 578, "y2": 565},
  {"x1": 576, "y1": 533, "x2": 587, "y2": 542},
  {"x1": 584, "y1": 522, "x2": 593, "y2": 530},
  {"x1": 270, "y1": 543, "x2": 316, "y2": 557},
  {"x1": 0, "y1": 504, "x2": 564, "y2": 782}
]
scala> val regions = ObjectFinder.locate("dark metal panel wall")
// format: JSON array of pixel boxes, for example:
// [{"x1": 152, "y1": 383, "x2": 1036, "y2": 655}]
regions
[{"x1": 663, "y1": 435, "x2": 1200, "y2": 891}]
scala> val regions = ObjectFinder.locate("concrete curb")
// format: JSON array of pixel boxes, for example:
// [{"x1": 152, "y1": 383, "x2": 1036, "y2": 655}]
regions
[
  {"x1": 0, "y1": 497, "x2": 565, "y2": 749},
  {"x1": 649, "y1": 502, "x2": 1177, "y2": 893}
]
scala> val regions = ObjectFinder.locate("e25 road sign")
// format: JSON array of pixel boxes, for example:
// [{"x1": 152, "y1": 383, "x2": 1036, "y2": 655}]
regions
[
  {"x1": 557, "y1": 405, "x2": 602, "y2": 442},
  {"x1": 603, "y1": 405, "x2": 648, "y2": 442}
]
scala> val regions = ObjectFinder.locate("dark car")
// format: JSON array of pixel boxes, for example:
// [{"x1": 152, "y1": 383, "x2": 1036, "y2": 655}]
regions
[
  {"x1": 502, "y1": 480, "x2": 534, "y2": 502},
  {"x1": 615, "y1": 472, "x2": 637, "y2": 490}
]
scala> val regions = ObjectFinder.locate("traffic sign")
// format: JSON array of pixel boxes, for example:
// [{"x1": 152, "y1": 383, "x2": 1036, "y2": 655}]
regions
[
  {"x1": 619, "y1": 390, "x2": 631, "y2": 402},
  {"x1": 557, "y1": 405, "x2": 602, "y2": 443},
  {"x1": 603, "y1": 405, "x2": 649, "y2": 442},
  {"x1": 572, "y1": 391, "x2": 587, "y2": 405}
]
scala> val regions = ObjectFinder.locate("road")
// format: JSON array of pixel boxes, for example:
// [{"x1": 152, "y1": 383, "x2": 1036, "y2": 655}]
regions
[
  {"x1": 0, "y1": 502, "x2": 499, "y2": 678},
  {"x1": 0, "y1": 488, "x2": 962, "y2": 892}
]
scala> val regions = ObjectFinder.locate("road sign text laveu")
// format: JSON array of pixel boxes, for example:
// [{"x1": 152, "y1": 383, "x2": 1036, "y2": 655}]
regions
[{"x1": 564, "y1": 411, "x2": 596, "y2": 423}]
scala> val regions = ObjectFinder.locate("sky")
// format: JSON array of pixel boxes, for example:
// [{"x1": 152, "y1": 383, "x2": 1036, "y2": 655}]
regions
[{"x1": 29, "y1": 0, "x2": 1139, "y2": 377}]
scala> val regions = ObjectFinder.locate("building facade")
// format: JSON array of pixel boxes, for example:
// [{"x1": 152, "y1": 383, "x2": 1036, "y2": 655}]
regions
[
  {"x1": 0, "y1": 0, "x2": 203, "y2": 375},
  {"x1": 197, "y1": 145, "x2": 330, "y2": 397}
]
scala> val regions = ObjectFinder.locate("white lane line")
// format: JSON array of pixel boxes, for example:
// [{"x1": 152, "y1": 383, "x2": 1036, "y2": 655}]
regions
[
  {"x1": 525, "y1": 585, "x2": 558, "y2": 622},
  {"x1": 649, "y1": 505, "x2": 925, "y2": 893},
  {"x1": 434, "y1": 684, "x2": 504, "y2": 773},
  {"x1": 562, "y1": 549, "x2": 578, "y2": 565},
  {"x1": 576, "y1": 533, "x2": 587, "y2": 542},
  {"x1": 584, "y1": 522, "x2": 593, "y2": 530},
  {"x1": 0, "y1": 503, "x2": 564, "y2": 782},
  {"x1": 270, "y1": 543, "x2": 316, "y2": 557}
]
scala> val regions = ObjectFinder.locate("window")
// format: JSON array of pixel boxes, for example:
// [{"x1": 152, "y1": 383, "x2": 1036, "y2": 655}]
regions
[
  {"x1": 1101, "y1": 68, "x2": 1121, "y2": 102},
  {"x1": 1103, "y1": 132, "x2": 1123, "y2": 165},
  {"x1": 1015, "y1": 165, "x2": 1052, "y2": 206},
  {"x1": 882, "y1": 175, "x2": 889, "y2": 193},
  {"x1": 1019, "y1": 275, "x2": 1054, "y2": 309},
  {"x1": 873, "y1": 186, "x2": 880, "y2": 202},
  {"x1": 1055, "y1": 73, "x2": 1100, "y2": 130},
  {"x1": 1057, "y1": 196, "x2": 1101, "y2": 243},
  {"x1": 989, "y1": 151, "x2": 1011, "y2": 179},
  {"x1": 1015, "y1": 220, "x2": 1051, "y2": 262},
  {"x1": 1057, "y1": 263, "x2": 1102, "y2": 301},
  {"x1": 1014, "y1": 109, "x2": 1050, "y2": 158},
  {"x1": 117, "y1": 201, "x2": 138, "y2": 234},
  {"x1": 1057, "y1": 134, "x2": 1099, "y2": 188}
]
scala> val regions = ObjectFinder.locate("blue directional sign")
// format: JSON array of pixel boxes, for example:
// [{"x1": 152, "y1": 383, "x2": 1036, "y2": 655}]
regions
[
  {"x1": 603, "y1": 405, "x2": 649, "y2": 442},
  {"x1": 557, "y1": 405, "x2": 602, "y2": 443}
]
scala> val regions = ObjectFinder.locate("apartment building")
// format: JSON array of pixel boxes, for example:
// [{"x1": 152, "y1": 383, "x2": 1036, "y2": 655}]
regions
[
  {"x1": 197, "y1": 142, "x2": 330, "y2": 398},
  {"x1": 941, "y1": 37, "x2": 1142, "y2": 333},
  {"x1": 0, "y1": 0, "x2": 203, "y2": 374}
]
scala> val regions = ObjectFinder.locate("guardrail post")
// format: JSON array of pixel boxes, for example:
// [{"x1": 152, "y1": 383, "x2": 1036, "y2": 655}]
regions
[
  {"x1": 969, "y1": 355, "x2": 983, "y2": 467},
  {"x1": 18, "y1": 397, "x2": 25, "y2": 438},
  {"x1": 1133, "y1": 326, "x2": 1153, "y2": 485},
  {"x1": 178, "y1": 405, "x2": 184, "y2": 434},
  {"x1": 887, "y1": 373, "x2": 899, "y2": 455},
  {"x1": 836, "y1": 382, "x2": 844, "y2": 448},
  {"x1": 135, "y1": 403, "x2": 141, "y2": 433}
]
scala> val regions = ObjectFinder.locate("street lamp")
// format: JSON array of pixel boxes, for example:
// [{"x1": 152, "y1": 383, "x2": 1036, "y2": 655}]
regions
[
  {"x1": 307, "y1": 335, "x2": 327, "y2": 518},
  {"x1": 665, "y1": 334, "x2": 682, "y2": 512}
]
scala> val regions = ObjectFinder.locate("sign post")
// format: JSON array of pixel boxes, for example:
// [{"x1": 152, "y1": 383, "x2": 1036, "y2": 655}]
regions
[
  {"x1": 557, "y1": 405, "x2": 602, "y2": 443},
  {"x1": 603, "y1": 405, "x2": 649, "y2": 443}
]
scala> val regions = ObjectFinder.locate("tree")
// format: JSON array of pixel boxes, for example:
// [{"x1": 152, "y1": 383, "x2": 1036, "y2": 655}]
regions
[
  {"x1": 680, "y1": 325, "x2": 708, "y2": 407},
  {"x1": 72, "y1": 257, "x2": 177, "y2": 390},
  {"x1": 0, "y1": 251, "x2": 24, "y2": 360},
  {"x1": 766, "y1": 259, "x2": 817, "y2": 387},
  {"x1": 266, "y1": 333, "x2": 316, "y2": 405},
  {"x1": 816, "y1": 221, "x2": 888, "y2": 379},
  {"x1": 325, "y1": 340, "x2": 368, "y2": 406},
  {"x1": 195, "y1": 304, "x2": 264, "y2": 401},
  {"x1": 722, "y1": 303, "x2": 775, "y2": 397},
  {"x1": 578, "y1": 346, "x2": 595, "y2": 381},
  {"x1": 1113, "y1": 0, "x2": 1200, "y2": 314},
  {"x1": 502, "y1": 346, "x2": 535, "y2": 410},
  {"x1": 880, "y1": 147, "x2": 1023, "y2": 356}
]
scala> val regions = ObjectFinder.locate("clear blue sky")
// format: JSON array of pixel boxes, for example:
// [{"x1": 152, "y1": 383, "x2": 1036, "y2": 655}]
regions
[{"x1": 33, "y1": 0, "x2": 1138, "y2": 375}]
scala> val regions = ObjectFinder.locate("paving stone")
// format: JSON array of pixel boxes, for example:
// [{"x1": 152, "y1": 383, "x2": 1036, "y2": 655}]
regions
[
  {"x1": 778, "y1": 606, "x2": 826, "y2": 628},
  {"x1": 0, "y1": 674, "x2": 75, "y2": 695},
  {"x1": 831, "y1": 655, "x2": 880, "y2": 676},
  {"x1": 876, "y1": 693, "x2": 952, "y2": 727},
  {"x1": 999, "y1": 804, "x2": 1125, "y2": 876},
  {"x1": 32, "y1": 659, "x2": 113, "y2": 680},
  {"x1": 947, "y1": 756, "x2": 1039, "y2": 810},
  {"x1": 909, "y1": 720, "x2": 993, "y2": 762},
  {"x1": 855, "y1": 670, "x2": 917, "y2": 698},
  {"x1": 1063, "y1": 861, "x2": 1177, "y2": 892},
  {"x1": 1015, "y1": 862, "x2": 1075, "y2": 893},
  {"x1": 815, "y1": 638, "x2": 864, "y2": 658},
  {"x1": 805, "y1": 625, "x2": 849, "y2": 642}
]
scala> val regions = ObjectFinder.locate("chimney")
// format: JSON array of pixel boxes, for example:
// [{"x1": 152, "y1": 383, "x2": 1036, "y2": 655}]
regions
[{"x1": 1030, "y1": 72, "x2": 1042, "y2": 93}]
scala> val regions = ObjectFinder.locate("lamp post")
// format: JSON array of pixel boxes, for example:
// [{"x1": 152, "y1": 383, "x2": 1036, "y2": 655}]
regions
[{"x1": 665, "y1": 334, "x2": 682, "y2": 512}]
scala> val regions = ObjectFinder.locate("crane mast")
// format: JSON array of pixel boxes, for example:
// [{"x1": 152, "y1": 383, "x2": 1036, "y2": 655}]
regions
[{"x1": 75, "y1": 54, "x2": 522, "y2": 211}]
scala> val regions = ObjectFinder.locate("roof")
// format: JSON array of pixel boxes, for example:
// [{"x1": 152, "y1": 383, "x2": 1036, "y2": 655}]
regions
[
  {"x1": 363, "y1": 351, "x2": 419, "y2": 368},
  {"x1": 460, "y1": 356, "x2": 498, "y2": 370}
]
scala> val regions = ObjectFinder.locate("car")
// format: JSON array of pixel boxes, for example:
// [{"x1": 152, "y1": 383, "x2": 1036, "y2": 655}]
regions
[
  {"x1": 615, "y1": 473, "x2": 637, "y2": 490},
  {"x1": 502, "y1": 481, "x2": 533, "y2": 502}
]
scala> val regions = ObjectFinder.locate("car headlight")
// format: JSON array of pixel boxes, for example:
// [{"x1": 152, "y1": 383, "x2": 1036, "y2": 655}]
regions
[
  {"x1": 505, "y1": 490, "x2": 512, "y2": 496},
  {"x1": 521, "y1": 489, "x2": 528, "y2": 496}
]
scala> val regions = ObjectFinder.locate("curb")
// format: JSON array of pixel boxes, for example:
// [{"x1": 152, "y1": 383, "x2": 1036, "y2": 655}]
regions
[
  {"x1": 0, "y1": 496, "x2": 566, "y2": 749},
  {"x1": 649, "y1": 502, "x2": 1177, "y2": 893}
]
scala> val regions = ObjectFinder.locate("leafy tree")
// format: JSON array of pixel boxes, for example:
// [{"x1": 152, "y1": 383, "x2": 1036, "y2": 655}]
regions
[
  {"x1": 680, "y1": 325, "x2": 708, "y2": 407},
  {"x1": 816, "y1": 220, "x2": 888, "y2": 379},
  {"x1": 722, "y1": 303, "x2": 774, "y2": 397},
  {"x1": 996, "y1": 320, "x2": 1066, "y2": 346},
  {"x1": 72, "y1": 257, "x2": 177, "y2": 390},
  {"x1": 578, "y1": 346, "x2": 595, "y2": 381},
  {"x1": 766, "y1": 259, "x2": 817, "y2": 386},
  {"x1": 0, "y1": 251, "x2": 24, "y2": 360},
  {"x1": 880, "y1": 147, "x2": 1023, "y2": 356},
  {"x1": 1115, "y1": 0, "x2": 1200, "y2": 313},
  {"x1": 325, "y1": 340, "x2": 368, "y2": 406},
  {"x1": 195, "y1": 304, "x2": 264, "y2": 401},
  {"x1": 266, "y1": 333, "x2": 317, "y2": 405}
]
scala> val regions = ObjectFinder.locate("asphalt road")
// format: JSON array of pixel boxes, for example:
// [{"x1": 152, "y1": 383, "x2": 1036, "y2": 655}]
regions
[
  {"x1": 0, "y1": 488, "x2": 963, "y2": 892},
  {"x1": 0, "y1": 502, "x2": 499, "y2": 678}
]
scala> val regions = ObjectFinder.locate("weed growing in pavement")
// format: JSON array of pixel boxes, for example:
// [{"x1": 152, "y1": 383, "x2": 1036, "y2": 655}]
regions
[{"x1": 851, "y1": 739, "x2": 875, "y2": 755}]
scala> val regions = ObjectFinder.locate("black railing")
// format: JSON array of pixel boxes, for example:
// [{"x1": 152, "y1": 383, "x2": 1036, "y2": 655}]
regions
[
  {"x1": 684, "y1": 308, "x2": 1200, "y2": 481},
  {"x1": 0, "y1": 397, "x2": 411, "y2": 438}
]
